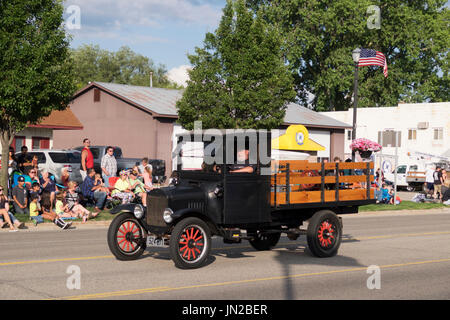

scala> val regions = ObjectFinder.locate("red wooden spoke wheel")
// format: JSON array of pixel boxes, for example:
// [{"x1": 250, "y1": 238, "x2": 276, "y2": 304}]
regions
[
  {"x1": 178, "y1": 226, "x2": 205, "y2": 262},
  {"x1": 170, "y1": 217, "x2": 211, "y2": 269},
  {"x1": 107, "y1": 213, "x2": 146, "y2": 261},
  {"x1": 116, "y1": 220, "x2": 143, "y2": 254},
  {"x1": 307, "y1": 210, "x2": 342, "y2": 258},
  {"x1": 317, "y1": 220, "x2": 336, "y2": 249}
]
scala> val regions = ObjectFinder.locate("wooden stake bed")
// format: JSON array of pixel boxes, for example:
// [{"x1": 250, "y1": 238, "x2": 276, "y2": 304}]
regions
[{"x1": 271, "y1": 160, "x2": 374, "y2": 207}]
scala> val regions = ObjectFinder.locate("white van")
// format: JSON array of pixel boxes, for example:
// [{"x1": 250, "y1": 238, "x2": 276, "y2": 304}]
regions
[{"x1": 384, "y1": 163, "x2": 424, "y2": 191}]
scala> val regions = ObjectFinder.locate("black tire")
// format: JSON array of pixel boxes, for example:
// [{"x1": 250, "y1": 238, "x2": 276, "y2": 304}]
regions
[
  {"x1": 248, "y1": 231, "x2": 281, "y2": 251},
  {"x1": 307, "y1": 210, "x2": 342, "y2": 258},
  {"x1": 406, "y1": 185, "x2": 415, "y2": 192},
  {"x1": 169, "y1": 217, "x2": 211, "y2": 269},
  {"x1": 107, "y1": 212, "x2": 147, "y2": 261}
]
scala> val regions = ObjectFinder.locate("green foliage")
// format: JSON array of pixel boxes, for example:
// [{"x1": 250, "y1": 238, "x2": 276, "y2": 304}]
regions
[
  {"x1": 71, "y1": 44, "x2": 182, "y2": 90},
  {"x1": 0, "y1": 0, "x2": 76, "y2": 189},
  {"x1": 248, "y1": 0, "x2": 449, "y2": 111},
  {"x1": 176, "y1": 0, "x2": 296, "y2": 130}
]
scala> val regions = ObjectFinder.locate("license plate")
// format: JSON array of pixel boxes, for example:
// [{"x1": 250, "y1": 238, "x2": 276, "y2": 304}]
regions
[{"x1": 146, "y1": 236, "x2": 169, "y2": 247}]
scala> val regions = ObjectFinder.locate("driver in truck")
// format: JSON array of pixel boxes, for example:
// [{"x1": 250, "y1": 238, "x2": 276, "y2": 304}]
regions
[{"x1": 229, "y1": 147, "x2": 256, "y2": 173}]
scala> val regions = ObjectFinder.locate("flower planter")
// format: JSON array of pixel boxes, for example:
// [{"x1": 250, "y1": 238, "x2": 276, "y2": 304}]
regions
[{"x1": 359, "y1": 150, "x2": 373, "y2": 159}]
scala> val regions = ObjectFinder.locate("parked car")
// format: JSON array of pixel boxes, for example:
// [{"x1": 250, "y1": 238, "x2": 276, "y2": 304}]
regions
[
  {"x1": 14, "y1": 149, "x2": 83, "y2": 184},
  {"x1": 73, "y1": 146, "x2": 166, "y2": 182}
]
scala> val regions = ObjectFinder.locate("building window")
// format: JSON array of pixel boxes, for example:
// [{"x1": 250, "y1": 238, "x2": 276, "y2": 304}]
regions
[
  {"x1": 32, "y1": 137, "x2": 50, "y2": 150},
  {"x1": 11, "y1": 136, "x2": 26, "y2": 152},
  {"x1": 347, "y1": 130, "x2": 352, "y2": 140},
  {"x1": 408, "y1": 129, "x2": 417, "y2": 140},
  {"x1": 433, "y1": 128, "x2": 443, "y2": 140},
  {"x1": 378, "y1": 130, "x2": 401, "y2": 147}
]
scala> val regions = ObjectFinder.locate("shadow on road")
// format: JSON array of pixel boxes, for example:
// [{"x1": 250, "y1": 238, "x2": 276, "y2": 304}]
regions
[{"x1": 272, "y1": 238, "x2": 365, "y2": 300}]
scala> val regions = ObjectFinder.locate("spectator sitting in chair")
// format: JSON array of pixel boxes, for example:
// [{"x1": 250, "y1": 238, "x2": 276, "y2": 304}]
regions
[
  {"x1": 12, "y1": 176, "x2": 29, "y2": 215},
  {"x1": 80, "y1": 169, "x2": 106, "y2": 214},
  {"x1": 111, "y1": 170, "x2": 134, "y2": 204},
  {"x1": 94, "y1": 173, "x2": 110, "y2": 194}
]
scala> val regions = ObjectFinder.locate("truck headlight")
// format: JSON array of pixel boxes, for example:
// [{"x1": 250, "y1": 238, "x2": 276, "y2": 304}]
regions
[
  {"x1": 163, "y1": 208, "x2": 173, "y2": 223},
  {"x1": 134, "y1": 205, "x2": 145, "y2": 219}
]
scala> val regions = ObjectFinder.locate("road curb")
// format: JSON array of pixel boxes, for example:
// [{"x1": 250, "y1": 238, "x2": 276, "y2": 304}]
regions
[{"x1": 355, "y1": 207, "x2": 450, "y2": 217}]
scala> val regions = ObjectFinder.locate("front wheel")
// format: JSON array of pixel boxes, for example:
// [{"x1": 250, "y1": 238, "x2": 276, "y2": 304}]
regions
[
  {"x1": 169, "y1": 217, "x2": 212, "y2": 269},
  {"x1": 107, "y1": 213, "x2": 147, "y2": 261},
  {"x1": 307, "y1": 210, "x2": 342, "y2": 258}
]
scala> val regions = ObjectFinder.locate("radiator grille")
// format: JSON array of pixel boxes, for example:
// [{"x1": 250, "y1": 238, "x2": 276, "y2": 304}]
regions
[{"x1": 146, "y1": 194, "x2": 168, "y2": 227}]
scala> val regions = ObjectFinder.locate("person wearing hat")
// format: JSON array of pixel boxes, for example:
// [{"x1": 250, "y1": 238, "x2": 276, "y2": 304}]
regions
[
  {"x1": 111, "y1": 170, "x2": 134, "y2": 204},
  {"x1": 12, "y1": 176, "x2": 29, "y2": 215}
]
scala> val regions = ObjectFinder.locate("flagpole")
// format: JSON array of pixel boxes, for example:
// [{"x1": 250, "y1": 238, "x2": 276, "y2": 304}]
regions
[{"x1": 351, "y1": 48, "x2": 361, "y2": 162}]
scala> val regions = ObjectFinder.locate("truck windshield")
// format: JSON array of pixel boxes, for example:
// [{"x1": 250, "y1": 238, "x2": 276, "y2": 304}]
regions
[{"x1": 397, "y1": 165, "x2": 407, "y2": 174}]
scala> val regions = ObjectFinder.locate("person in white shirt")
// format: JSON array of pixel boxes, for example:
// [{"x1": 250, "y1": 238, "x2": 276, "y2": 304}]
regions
[{"x1": 425, "y1": 165, "x2": 435, "y2": 194}]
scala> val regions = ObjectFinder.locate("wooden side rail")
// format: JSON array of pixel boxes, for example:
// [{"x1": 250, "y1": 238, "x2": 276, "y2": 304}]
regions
[{"x1": 271, "y1": 160, "x2": 374, "y2": 207}]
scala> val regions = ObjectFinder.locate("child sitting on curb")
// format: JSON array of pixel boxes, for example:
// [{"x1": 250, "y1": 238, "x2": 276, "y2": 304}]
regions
[
  {"x1": 65, "y1": 181, "x2": 92, "y2": 223},
  {"x1": 54, "y1": 192, "x2": 78, "y2": 220},
  {"x1": 380, "y1": 184, "x2": 391, "y2": 204}
]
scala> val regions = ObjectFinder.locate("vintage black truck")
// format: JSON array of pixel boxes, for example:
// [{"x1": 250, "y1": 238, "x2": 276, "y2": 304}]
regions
[
  {"x1": 74, "y1": 145, "x2": 166, "y2": 182},
  {"x1": 107, "y1": 131, "x2": 375, "y2": 269}
]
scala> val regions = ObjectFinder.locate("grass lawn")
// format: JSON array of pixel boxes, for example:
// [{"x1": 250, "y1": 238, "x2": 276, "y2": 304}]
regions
[
  {"x1": 359, "y1": 200, "x2": 447, "y2": 212},
  {"x1": 13, "y1": 207, "x2": 115, "y2": 224}
]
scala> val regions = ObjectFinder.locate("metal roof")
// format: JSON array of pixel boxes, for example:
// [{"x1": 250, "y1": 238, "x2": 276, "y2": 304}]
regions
[
  {"x1": 284, "y1": 103, "x2": 352, "y2": 128},
  {"x1": 95, "y1": 82, "x2": 183, "y2": 117},
  {"x1": 89, "y1": 82, "x2": 351, "y2": 128}
]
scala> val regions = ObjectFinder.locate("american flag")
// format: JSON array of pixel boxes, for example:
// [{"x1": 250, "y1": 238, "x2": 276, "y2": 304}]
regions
[{"x1": 358, "y1": 48, "x2": 388, "y2": 77}]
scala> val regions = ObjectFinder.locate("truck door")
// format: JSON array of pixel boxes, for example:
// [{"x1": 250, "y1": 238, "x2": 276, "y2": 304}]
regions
[{"x1": 222, "y1": 133, "x2": 272, "y2": 225}]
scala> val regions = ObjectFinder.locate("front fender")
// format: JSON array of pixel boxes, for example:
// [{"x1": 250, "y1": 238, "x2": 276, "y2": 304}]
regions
[
  {"x1": 110, "y1": 203, "x2": 138, "y2": 214},
  {"x1": 171, "y1": 208, "x2": 203, "y2": 221}
]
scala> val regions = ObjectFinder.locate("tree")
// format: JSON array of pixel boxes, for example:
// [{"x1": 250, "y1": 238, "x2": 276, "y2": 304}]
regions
[
  {"x1": 71, "y1": 45, "x2": 182, "y2": 90},
  {"x1": 247, "y1": 0, "x2": 449, "y2": 111},
  {"x1": 0, "y1": 0, "x2": 76, "y2": 191},
  {"x1": 176, "y1": 0, "x2": 296, "y2": 130}
]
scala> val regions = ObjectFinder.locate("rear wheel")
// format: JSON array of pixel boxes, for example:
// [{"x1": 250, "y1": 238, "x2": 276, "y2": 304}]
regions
[
  {"x1": 107, "y1": 213, "x2": 146, "y2": 261},
  {"x1": 307, "y1": 210, "x2": 342, "y2": 258},
  {"x1": 248, "y1": 230, "x2": 281, "y2": 251},
  {"x1": 169, "y1": 217, "x2": 211, "y2": 269}
]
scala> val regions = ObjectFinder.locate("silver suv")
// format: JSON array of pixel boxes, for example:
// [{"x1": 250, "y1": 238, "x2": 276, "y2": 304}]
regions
[{"x1": 15, "y1": 149, "x2": 83, "y2": 184}]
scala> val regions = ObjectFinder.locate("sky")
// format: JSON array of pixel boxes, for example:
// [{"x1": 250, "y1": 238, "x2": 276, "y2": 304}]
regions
[
  {"x1": 64, "y1": 0, "x2": 227, "y2": 86},
  {"x1": 64, "y1": 0, "x2": 449, "y2": 87}
]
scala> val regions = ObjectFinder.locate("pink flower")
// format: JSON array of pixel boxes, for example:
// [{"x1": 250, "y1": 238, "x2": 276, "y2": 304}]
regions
[{"x1": 350, "y1": 138, "x2": 382, "y2": 152}]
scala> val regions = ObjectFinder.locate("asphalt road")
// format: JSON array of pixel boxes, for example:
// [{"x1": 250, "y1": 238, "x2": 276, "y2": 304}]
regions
[{"x1": 1, "y1": 209, "x2": 449, "y2": 300}]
